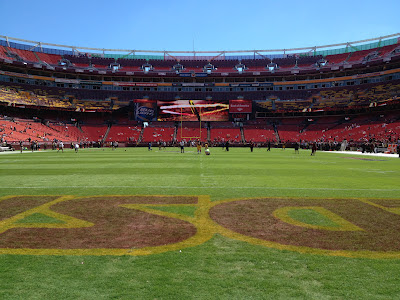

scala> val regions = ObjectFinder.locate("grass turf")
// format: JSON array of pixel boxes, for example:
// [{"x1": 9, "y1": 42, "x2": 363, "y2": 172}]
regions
[{"x1": 1, "y1": 147, "x2": 400, "y2": 299}]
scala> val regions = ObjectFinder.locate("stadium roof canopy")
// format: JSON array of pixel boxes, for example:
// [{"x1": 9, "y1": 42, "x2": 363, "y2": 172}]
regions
[{"x1": 1, "y1": 33, "x2": 400, "y2": 61}]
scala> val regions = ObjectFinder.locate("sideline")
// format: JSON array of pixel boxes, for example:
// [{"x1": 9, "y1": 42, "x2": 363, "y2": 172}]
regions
[{"x1": 324, "y1": 150, "x2": 398, "y2": 158}]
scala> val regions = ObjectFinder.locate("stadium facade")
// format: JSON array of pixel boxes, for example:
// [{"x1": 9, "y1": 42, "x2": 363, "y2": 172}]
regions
[{"x1": 0, "y1": 34, "x2": 399, "y2": 151}]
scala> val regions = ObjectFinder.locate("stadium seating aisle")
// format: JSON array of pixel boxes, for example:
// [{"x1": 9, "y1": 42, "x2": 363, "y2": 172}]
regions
[
  {"x1": 210, "y1": 122, "x2": 242, "y2": 143},
  {"x1": 80, "y1": 125, "x2": 108, "y2": 142},
  {"x1": 36, "y1": 52, "x2": 62, "y2": 65},
  {"x1": 9, "y1": 48, "x2": 39, "y2": 63},
  {"x1": 107, "y1": 124, "x2": 142, "y2": 143}
]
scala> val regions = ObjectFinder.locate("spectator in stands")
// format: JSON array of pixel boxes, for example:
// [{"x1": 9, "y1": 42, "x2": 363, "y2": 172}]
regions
[{"x1": 340, "y1": 139, "x2": 348, "y2": 151}]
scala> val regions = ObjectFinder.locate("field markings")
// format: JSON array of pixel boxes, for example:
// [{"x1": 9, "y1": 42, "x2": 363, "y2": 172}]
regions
[
  {"x1": 1, "y1": 185, "x2": 400, "y2": 192},
  {"x1": 1, "y1": 195, "x2": 400, "y2": 258},
  {"x1": 347, "y1": 168, "x2": 396, "y2": 174}
]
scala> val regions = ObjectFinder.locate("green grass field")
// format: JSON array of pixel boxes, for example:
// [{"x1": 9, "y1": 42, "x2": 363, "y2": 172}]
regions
[{"x1": 1, "y1": 147, "x2": 400, "y2": 299}]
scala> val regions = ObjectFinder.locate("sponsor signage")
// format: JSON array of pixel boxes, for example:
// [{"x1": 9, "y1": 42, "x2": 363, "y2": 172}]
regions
[
  {"x1": 113, "y1": 82, "x2": 136, "y2": 87},
  {"x1": 352, "y1": 72, "x2": 384, "y2": 79},
  {"x1": 134, "y1": 99, "x2": 157, "y2": 122},
  {"x1": 229, "y1": 100, "x2": 252, "y2": 113},
  {"x1": 55, "y1": 78, "x2": 80, "y2": 84},
  {"x1": 113, "y1": 82, "x2": 157, "y2": 87},
  {"x1": 230, "y1": 83, "x2": 261, "y2": 87},
  {"x1": 182, "y1": 83, "x2": 205, "y2": 87},
  {"x1": 179, "y1": 73, "x2": 208, "y2": 77},
  {"x1": 81, "y1": 80, "x2": 102, "y2": 85},
  {"x1": 136, "y1": 83, "x2": 158, "y2": 87},
  {"x1": 231, "y1": 113, "x2": 248, "y2": 121}
]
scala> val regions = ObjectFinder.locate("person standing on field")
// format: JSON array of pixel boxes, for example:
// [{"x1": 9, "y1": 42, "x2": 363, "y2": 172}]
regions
[
  {"x1": 58, "y1": 141, "x2": 64, "y2": 153},
  {"x1": 197, "y1": 141, "x2": 202, "y2": 154},
  {"x1": 294, "y1": 142, "x2": 299, "y2": 154},
  {"x1": 311, "y1": 143, "x2": 317, "y2": 156},
  {"x1": 180, "y1": 140, "x2": 185, "y2": 153},
  {"x1": 249, "y1": 141, "x2": 254, "y2": 152}
]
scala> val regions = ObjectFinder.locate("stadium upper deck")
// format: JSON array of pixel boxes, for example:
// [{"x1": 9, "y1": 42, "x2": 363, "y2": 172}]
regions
[
  {"x1": 1, "y1": 34, "x2": 400, "y2": 119},
  {"x1": 1, "y1": 34, "x2": 400, "y2": 76}
]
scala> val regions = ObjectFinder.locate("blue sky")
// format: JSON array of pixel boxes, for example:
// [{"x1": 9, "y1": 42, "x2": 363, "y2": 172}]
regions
[{"x1": 0, "y1": 0, "x2": 399, "y2": 53}]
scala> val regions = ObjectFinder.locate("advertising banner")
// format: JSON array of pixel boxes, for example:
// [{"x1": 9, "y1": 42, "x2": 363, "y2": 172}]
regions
[
  {"x1": 229, "y1": 100, "x2": 252, "y2": 113},
  {"x1": 134, "y1": 100, "x2": 157, "y2": 122}
]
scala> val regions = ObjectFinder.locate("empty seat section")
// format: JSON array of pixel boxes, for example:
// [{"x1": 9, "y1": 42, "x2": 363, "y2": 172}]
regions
[
  {"x1": 325, "y1": 53, "x2": 350, "y2": 64},
  {"x1": 36, "y1": 52, "x2": 62, "y2": 65},
  {"x1": 243, "y1": 125, "x2": 276, "y2": 142},
  {"x1": 106, "y1": 125, "x2": 141, "y2": 142},
  {"x1": 80, "y1": 125, "x2": 108, "y2": 141},
  {"x1": 177, "y1": 122, "x2": 207, "y2": 142},
  {"x1": 210, "y1": 122, "x2": 241, "y2": 143}
]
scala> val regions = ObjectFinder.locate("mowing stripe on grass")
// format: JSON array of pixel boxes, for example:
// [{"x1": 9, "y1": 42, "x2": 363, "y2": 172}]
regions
[{"x1": 1, "y1": 185, "x2": 400, "y2": 191}]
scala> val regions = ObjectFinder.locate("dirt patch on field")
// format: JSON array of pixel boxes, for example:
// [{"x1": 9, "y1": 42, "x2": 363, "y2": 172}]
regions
[
  {"x1": 0, "y1": 196, "x2": 60, "y2": 221},
  {"x1": 210, "y1": 198, "x2": 400, "y2": 252},
  {"x1": 366, "y1": 199, "x2": 400, "y2": 208},
  {"x1": 0, "y1": 196, "x2": 197, "y2": 249},
  {"x1": 77, "y1": 195, "x2": 199, "y2": 205}
]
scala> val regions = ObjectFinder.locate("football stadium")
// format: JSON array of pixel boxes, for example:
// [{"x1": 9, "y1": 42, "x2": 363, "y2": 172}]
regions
[{"x1": 1, "y1": 2, "x2": 400, "y2": 298}]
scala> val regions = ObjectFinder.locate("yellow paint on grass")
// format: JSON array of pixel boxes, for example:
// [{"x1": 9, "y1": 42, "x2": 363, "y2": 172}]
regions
[
  {"x1": 272, "y1": 206, "x2": 363, "y2": 231},
  {"x1": 0, "y1": 195, "x2": 400, "y2": 259},
  {"x1": 358, "y1": 198, "x2": 400, "y2": 216},
  {"x1": 0, "y1": 195, "x2": 93, "y2": 234}
]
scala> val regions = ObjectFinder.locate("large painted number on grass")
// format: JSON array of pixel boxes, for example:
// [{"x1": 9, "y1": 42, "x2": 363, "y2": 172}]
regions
[
  {"x1": 209, "y1": 198, "x2": 400, "y2": 258},
  {"x1": 2, "y1": 195, "x2": 400, "y2": 258},
  {"x1": 0, "y1": 195, "x2": 215, "y2": 256}
]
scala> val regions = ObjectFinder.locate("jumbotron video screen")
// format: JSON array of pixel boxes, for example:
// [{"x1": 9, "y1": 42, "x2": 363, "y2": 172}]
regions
[{"x1": 157, "y1": 100, "x2": 229, "y2": 121}]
